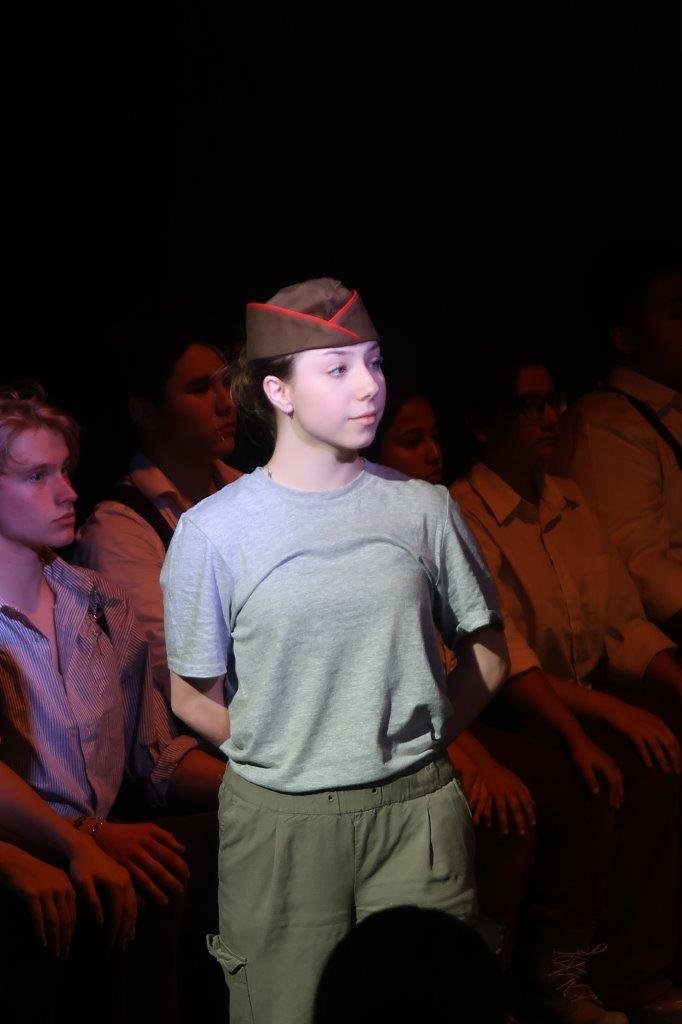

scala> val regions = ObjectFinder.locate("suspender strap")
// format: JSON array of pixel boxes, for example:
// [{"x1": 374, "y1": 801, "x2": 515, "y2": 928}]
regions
[
  {"x1": 598, "y1": 385, "x2": 682, "y2": 470},
  {"x1": 107, "y1": 483, "x2": 175, "y2": 551}
]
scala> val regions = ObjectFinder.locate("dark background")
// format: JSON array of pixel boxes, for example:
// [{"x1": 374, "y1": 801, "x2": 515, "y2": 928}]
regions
[{"x1": 5, "y1": 3, "x2": 681, "y2": 515}]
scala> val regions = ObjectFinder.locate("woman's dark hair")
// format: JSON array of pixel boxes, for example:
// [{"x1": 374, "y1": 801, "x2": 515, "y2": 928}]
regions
[
  {"x1": 229, "y1": 345, "x2": 296, "y2": 440},
  {"x1": 460, "y1": 346, "x2": 556, "y2": 432},
  {"x1": 365, "y1": 381, "x2": 426, "y2": 463},
  {"x1": 447, "y1": 345, "x2": 559, "y2": 479},
  {"x1": 114, "y1": 311, "x2": 230, "y2": 406}
]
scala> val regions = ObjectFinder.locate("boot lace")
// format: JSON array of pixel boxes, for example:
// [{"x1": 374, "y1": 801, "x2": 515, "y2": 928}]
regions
[{"x1": 547, "y1": 943, "x2": 607, "y2": 1003}]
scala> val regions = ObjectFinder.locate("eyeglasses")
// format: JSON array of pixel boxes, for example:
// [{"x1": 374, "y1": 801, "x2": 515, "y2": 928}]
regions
[{"x1": 515, "y1": 390, "x2": 568, "y2": 422}]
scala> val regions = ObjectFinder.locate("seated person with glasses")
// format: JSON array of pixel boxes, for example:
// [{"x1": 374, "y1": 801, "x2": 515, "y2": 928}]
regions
[{"x1": 449, "y1": 349, "x2": 682, "y2": 1024}]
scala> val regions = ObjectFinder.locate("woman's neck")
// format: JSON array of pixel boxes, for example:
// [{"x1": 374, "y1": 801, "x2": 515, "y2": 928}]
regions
[
  {"x1": 266, "y1": 433, "x2": 363, "y2": 492},
  {"x1": 0, "y1": 538, "x2": 46, "y2": 611},
  {"x1": 140, "y1": 442, "x2": 217, "y2": 506},
  {"x1": 484, "y1": 455, "x2": 542, "y2": 505}
]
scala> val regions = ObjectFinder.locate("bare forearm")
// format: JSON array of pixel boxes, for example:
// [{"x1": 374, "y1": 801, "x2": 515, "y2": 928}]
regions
[
  {"x1": 545, "y1": 674, "x2": 624, "y2": 725},
  {"x1": 446, "y1": 627, "x2": 509, "y2": 737},
  {"x1": 170, "y1": 672, "x2": 230, "y2": 747},
  {"x1": 502, "y1": 668, "x2": 589, "y2": 750},
  {"x1": 451, "y1": 730, "x2": 498, "y2": 770},
  {"x1": 0, "y1": 763, "x2": 92, "y2": 863},
  {"x1": 167, "y1": 748, "x2": 227, "y2": 808}
]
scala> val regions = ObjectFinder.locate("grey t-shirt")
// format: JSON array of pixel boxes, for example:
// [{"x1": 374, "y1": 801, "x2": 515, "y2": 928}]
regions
[{"x1": 161, "y1": 462, "x2": 502, "y2": 792}]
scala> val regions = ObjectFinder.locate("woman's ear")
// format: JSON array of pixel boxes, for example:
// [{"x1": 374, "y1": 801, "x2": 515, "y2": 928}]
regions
[{"x1": 262, "y1": 376, "x2": 294, "y2": 416}]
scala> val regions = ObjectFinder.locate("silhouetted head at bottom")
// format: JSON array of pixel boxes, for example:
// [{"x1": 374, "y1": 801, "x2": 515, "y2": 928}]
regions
[{"x1": 313, "y1": 905, "x2": 504, "y2": 1024}]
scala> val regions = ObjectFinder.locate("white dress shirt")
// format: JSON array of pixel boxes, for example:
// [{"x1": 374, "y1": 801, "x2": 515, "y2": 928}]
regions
[
  {"x1": 553, "y1": 367, "x2": 682, "y2": 626},
  {"x1": 75, "y1": 452, "x2": 241, "y2": 698},
  {"x1": 450, "y1": 464, "x2": 672, "y2": 685}
]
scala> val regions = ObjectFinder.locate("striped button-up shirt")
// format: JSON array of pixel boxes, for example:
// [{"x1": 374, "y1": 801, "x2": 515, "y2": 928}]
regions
[{"x1": 0, "y1": 555, "x2": 197, "y2": 818}]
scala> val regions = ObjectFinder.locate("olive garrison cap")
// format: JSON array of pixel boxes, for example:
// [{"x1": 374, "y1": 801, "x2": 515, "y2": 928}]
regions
[{"x1": 246, "y1": 278, "x2": 379, "y2": 360}]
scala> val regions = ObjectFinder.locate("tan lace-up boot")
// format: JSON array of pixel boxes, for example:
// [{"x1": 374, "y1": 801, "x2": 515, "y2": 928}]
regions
[{"x1": 525, "y1": 934, "x2": 629, "y2": 1024}]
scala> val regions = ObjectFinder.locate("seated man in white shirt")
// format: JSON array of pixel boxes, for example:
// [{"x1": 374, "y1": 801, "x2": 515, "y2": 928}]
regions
[
  {"x1": 76, "y1": 315, "x2": 240, "y2": 810},
  {"x1": 553, "y1": 253, "x2": 682, "y2": 646},
  {"x1": 450, "y1": 348, "x2": 682, "y2": 1023}
]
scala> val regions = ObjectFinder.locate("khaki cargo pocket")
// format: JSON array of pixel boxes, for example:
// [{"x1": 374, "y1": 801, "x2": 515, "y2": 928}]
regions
[{"x1": 207, "y1": 933, "x2": 255, "y2": 1024}]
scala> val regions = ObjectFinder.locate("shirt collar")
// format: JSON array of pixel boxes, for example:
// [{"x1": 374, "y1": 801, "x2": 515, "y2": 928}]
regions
[
  {"x1": 43, "y1": 553, "x2": 99, "y2": 602},
  {"x1": 608, "y1": 366, "x2": 678, "y2": 415},
  {"x1": 468, "y1": 462, "x2": 575, "y2": 526},
  {"x1": 0, "y1": 553, "x2": 97, "y2": 615},
  {"x1": 467, "y1": 463, "x2": 525, "y2": 525},
  {"x1": 128, "y1": 451, "x2": 241, "y2": 513}
]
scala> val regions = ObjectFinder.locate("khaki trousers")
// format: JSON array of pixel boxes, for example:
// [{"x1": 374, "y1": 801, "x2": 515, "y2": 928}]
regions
[{"x1": 208, "y1": 756, "x2": 475, "y2": 1024}]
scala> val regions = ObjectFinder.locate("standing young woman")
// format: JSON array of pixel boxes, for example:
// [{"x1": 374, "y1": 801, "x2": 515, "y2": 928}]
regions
[{"x1": 161, "y1": 279, "x2": 508, "y2": 1024}]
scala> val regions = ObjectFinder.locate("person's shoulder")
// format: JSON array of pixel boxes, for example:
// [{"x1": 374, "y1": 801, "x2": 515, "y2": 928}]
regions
[
  {"x1": 448, "y1": 476, "x2": 474, "y2": 504},
  {"x1": 175, "y1": 472, "x2": 262, "y2": 557},
  {"x1": 362, "y1": 460, "x2": 410, "y2": 483},
  {"x1": 187, "y1": 471, "x2": 258, "y2": 523},
  {"x1": 48, "y1": 556, "x2": 131, "y2": 610},
  {"x1": 363, "y1": 461, "x2": 446, "y2": 499},
  {"x1": 566, "y1": 388, "x2": 640, "y2": 430},
  {"x1": 448, "y1": 476, "x2": 485, "y2": 522},
  {"x1": 77, "y1": 499, "x2": 159, "y2": 546},
  {"x1": 364, "y1": 461, "x2": 449, "y2": 515}
]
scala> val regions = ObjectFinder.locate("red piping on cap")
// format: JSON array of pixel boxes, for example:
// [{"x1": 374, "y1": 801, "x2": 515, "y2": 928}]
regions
[
  {"x1": 328, "y1": 289, "x2": 358, "y2": 324},
  {"x1": 247, "y1": 302, "x2": 360, "y2": 341}
]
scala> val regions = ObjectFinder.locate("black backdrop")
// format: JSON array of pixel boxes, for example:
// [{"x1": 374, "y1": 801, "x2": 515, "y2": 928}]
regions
[{"x1": 5, "y1": 3, "x2": 681, "y2": 518}]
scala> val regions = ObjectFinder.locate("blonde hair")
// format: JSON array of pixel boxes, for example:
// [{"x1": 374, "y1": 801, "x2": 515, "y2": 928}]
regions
[{"x1": 0, "y1": 384, "x2": 80, "y2": 475}]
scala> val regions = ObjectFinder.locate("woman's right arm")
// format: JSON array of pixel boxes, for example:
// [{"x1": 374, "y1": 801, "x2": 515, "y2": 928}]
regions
[{"x1": 170, "y1": 672, "x2": 231, "y2": 747}]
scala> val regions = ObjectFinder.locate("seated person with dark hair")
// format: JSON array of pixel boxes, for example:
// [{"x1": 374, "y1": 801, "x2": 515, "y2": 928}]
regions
[
  {"x1": 75, "y1": 314, "x2": 238, "y2": 808},
  {"x1": 450, "y1": 350, "x2": 681, "y2": 1024}
]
